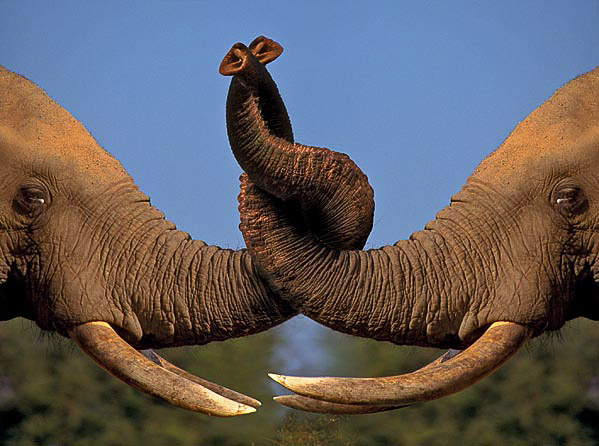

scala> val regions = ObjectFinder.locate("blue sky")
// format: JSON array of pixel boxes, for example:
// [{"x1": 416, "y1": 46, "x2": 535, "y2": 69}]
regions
[
  {"x1": 2, "y1": 1, "x2": 599, "y2": 372},
  {"x1": 2, "y1": 1, "x2": 597, "y2": 248}
]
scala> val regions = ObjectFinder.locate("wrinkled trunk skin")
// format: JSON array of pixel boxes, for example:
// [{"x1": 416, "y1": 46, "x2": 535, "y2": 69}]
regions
[
  {"x1": 225, "y1": 46, "x2": 374, "y2": 251},
  {"x1": 230, "y1": 53, "x2": 599, "y2": 348},
  {"x1": 0, "y1": 64, "x2": 295, "y2": 349},
  {"x1": 240, "y1": 179, "x2": 471, "y2": 348},
  {"x1": 123, "y1": 206, "x2": 295, "y2": 349},
  {"x1": 29, "y1": 178, "x2": 295, "y2": 349}
]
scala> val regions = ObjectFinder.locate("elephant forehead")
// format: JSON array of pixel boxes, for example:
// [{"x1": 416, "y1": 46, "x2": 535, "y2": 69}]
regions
[
  {"x1": 473, "y1": 66, "x2": 599, "y2": 184},
  {"x1": 0, "y1": 66, "x2": 129, "y2": 181}
]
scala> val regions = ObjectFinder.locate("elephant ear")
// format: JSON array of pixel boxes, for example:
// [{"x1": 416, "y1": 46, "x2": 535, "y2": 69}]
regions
[{"x1": 248, "y1": 36, "x2": 283, "y2": 65}]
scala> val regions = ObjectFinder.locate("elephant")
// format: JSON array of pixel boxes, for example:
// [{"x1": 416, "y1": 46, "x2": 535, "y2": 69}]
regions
[
  {"x1": 220, "y1": 38, "x2": 599, "y2": 414},
  {"x1": 0, "y1": 45, "x2": 313, "y2": 417}
]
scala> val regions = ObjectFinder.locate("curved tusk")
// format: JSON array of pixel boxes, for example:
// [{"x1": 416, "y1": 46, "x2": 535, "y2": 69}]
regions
[
  {"x1": 69, "y1": 321, "x2": 257, "y2": 416},
  {"x1": 273, "y1": 349, "x2": 461, "y2": 415},
  {"x1": 141, "y1": 349, "x2": 261, "y2": 408},
  {"x1": 271, "y1": 349, "x2": 462, "y2": 414},
  {"x1": 274, "y1": 395, "x2": 404, "y2": 414},
  {"x1": 269, "y1": 321, "x2": 531, "y2": 407},
  {"x1": 272, "y1": 349, "x2": 463, "y2": 414}
]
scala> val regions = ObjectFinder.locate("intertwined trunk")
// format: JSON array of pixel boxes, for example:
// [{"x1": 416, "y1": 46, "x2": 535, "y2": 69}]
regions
[
  {"x1": 225, "y1": 53, "x2": 374, "y2": 250},
  {"x1": 223, "y1": 42, "x2": 488, "y2": 348},
  {"x1": 240, "y1": 178, "x2": 479, "y2": 348}
]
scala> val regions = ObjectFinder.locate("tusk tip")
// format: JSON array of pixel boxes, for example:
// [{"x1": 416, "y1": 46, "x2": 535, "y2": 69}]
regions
[
  {"x1": 268, "y1": 373, "x2": 287, "y2": 386},
  {"x1": 268, "y1": 373, "x2": 322, "y2": 394},
  {"x1": 235, "y1": 404, "x2": 258, "y2": 415},
  {"x1": 70, "y1": 321, "x2": 261, "y2": 416}
]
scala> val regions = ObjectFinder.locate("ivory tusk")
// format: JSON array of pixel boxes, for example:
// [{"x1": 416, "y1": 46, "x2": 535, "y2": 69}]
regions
[
  {"x1": 69, "y1": 321, "x2": 257, "y2": 416},
  {"x1": 274, "y1": 395, "x2": 404, "y2": 414},
  {"x1": 270, "y1": 321, "x2": 531, "y2": 407},
  {"x1": 141, "y1": 349, "x2": 261, "y2": 408},
  {"x1": 272, "y1": 349, "x2": 464, "y2": 414}
]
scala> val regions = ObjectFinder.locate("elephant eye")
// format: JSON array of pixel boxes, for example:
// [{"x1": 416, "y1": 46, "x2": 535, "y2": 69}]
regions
[
  {"x1": 13, "y1": 185, "x2": 50, "y2": 218},
  {"x1": 554, "y1": 186, "x2": 587, "y2": 218}
]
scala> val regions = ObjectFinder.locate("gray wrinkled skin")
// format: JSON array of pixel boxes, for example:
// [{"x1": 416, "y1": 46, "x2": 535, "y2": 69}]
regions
[
  {"x1": 0, "y1": 65, "x2": 296, "y2": 349},
  {"x1": 235, "y1": 64, "x2": 599, "y2": 349}
]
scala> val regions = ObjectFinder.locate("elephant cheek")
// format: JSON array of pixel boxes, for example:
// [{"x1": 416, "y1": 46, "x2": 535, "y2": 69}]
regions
[
  {"x1": 40, "y1": 270, "x2": 143, "y2": 342},
  {"x1": 458, "y1": 273, "x2": 561, "y2": 342}
]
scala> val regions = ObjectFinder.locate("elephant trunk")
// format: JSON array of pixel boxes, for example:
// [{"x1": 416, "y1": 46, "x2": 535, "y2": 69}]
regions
[
  {"x1": 221, "y1": 38, "x2": 470, "y2": 346},
  {"x1": 222, "y1": 39, "x2": 599, "y2": 413},
  {"x1": 239, "y1": 178, "x2": 471, "y2": 348},
  {"x1": 132, "y1": 231, "x2": 295, "y2": 348},
  {"x1": 61, "y1": 184, "x2": 296, "y2": 415},
  {"x1": 221, "y1": 38, "x2": 374, "y2": 250}
]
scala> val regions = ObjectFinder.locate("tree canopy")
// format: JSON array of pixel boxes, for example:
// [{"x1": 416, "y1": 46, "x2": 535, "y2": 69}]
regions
[{"x1": 1, "y1": 319, "x2": 598, "y2": 445}]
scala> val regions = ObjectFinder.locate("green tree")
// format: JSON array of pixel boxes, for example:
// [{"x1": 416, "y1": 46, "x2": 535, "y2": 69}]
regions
[
  {"x1": 0, "y1": 319, "x2": 285, "y2": 446},
  {"x1": 2, "y1": 318, "x2": 598, "y2": 445},
  {"x1": 275, "y1": 319, "x2": 599, "y2": 446}
]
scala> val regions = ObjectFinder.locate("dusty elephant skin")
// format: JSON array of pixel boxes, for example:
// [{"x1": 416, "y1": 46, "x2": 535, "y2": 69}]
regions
[
  {"x1": 0, "y1": 63, "x2": 302, "y2": 416},
  {"x1": 220, "y1": 36, "x2": 382, "y2": 414},
  {"x1": 224, "y1": 38, "x2": 599, "y2": 412},
  {"x1": 221, "y1": 37, "x2": 375, "y2": 252}
]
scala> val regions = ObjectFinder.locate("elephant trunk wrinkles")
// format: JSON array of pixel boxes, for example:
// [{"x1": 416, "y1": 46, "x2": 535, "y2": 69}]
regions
[
  {"x1": 79, "y1": 186, "x2": 295, "y2": 349},
  {"x1": 225, "y1": 42, "x2": 474, "y2": 348},
  {"x1": 140, "y1": 233, "x2": 294, "y2": 348},
  {"x1": 240, "y1": 178, "x2": 475, "y2": 349},
  {"x1": 225, "y1": 57, "x2": 374, "y2": 251}
]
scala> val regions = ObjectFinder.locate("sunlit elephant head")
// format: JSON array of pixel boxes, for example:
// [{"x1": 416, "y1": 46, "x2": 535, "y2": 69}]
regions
[
  {"x1": 221, "y1": 37, "x2": 599, "y2": 413},
  {"x1": 0, "y1": 61, "x2": 301, "y2": 416}
]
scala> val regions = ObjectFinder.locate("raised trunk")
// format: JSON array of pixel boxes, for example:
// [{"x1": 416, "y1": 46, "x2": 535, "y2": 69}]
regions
[
  {"x1": 223, "y1": 42, "x2": 482, "y2": 348},
  {"x1": 223, "y1": 42, "x2": 374, "y2": 250},
  {"x1": 221, "y1": 39, "x2": 599, "y2": 413}
]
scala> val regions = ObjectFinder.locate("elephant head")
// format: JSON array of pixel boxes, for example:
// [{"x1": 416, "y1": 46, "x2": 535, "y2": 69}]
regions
[
  {"x1": 0, "y1": 62, "x2": 303, "y2": 416},
  {"x1": 221, "y1": 39, "x2": 599, "y2": 413}
]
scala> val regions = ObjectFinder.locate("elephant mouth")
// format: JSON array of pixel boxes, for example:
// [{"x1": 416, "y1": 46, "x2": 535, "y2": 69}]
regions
[
  {"x1": 573, "y1": 266, "x2": 599, "y2": 321},
  {"x1": 0, "y1": 272, "x2": 259, "y2": 416},
  {"x1": 67, "y1": 321, "x2": 260, "y2": 416},
  {"x1": 0, "y1": 263, "x2": 30, "y2": 322}
]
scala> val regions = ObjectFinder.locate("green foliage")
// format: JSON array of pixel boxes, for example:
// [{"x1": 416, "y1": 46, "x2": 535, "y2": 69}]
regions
[
  {"x1": 1, "y1": 319, "x2": 598, "y2": 445},
  {"x1": 0, "y1": 320, "x2": 284, "y2": 446},
  {"x1": 300, "y1": 319, "x2": 599, "y2": 446}
]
